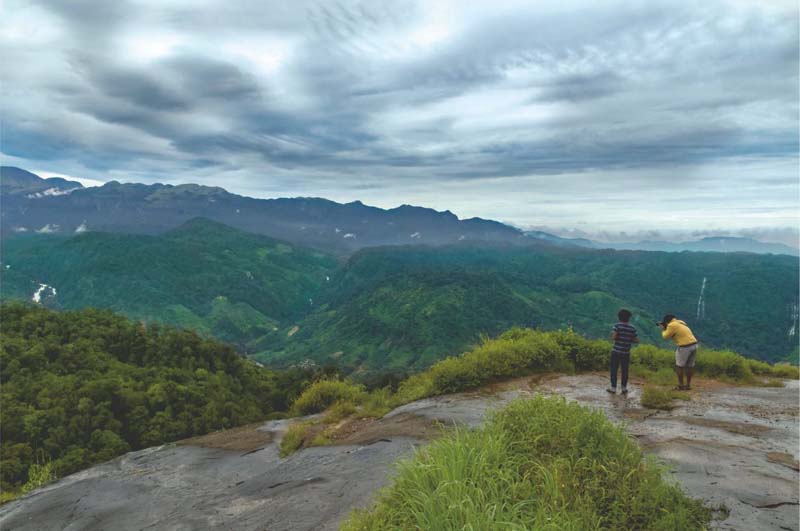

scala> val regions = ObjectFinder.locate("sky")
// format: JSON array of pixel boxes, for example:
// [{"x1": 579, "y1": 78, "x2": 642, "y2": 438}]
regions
[{"x1": 1, "y1": 0, "x2": 798, "y2": 245}]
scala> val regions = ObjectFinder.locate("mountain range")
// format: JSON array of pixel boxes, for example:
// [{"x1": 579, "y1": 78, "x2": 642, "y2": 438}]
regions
[
  {"x1": 2, "y1": 166, "x2": 797, "y2": 256},
  {"x1": 3, "y1": 218, "x2": 798, "y2": 370}
]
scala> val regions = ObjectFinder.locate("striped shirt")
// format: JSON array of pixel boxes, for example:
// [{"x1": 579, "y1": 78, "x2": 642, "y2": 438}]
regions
[{"x1": 612, "y1": 322, "x2": 637, "y2": 354}]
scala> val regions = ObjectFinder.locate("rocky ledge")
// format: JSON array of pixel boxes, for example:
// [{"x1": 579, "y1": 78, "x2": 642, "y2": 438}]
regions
[{"x1": 2, "y1": 375, "x2": 797, "y2": 531}]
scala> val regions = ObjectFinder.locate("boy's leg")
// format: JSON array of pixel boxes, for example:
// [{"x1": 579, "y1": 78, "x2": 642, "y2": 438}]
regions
[
  {"x1": 620, "y1": 353, "x2": 630, "y2": 390},
  {"x1": 609, "y1": 351, "x2": 619, "y2": 389},
  {"x1": 675, "y1": 366, "x2": 685, "y2": 387}
]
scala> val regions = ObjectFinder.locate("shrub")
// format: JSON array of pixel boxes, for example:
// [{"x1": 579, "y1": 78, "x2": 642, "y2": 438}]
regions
[
  {"x1": 291, "y1": 379, "x2": 366, "y2": 415},
  {"x1": 360, "y1": 387, "x2": 393, "y2": 418},
  {"x1": 640, "y1": 386, "x2": 677, "y2": 410},
  {"x1": 549, "y1": 328, "x2": 609, "y2": 371},
  {"x1": 279, "y1": 422, "x2": 307, "y2": 457},
  {"x1": 418, "y1": 329, "x2": 573, "y2": 396},
  {"x1": 323, "y1": 401, "x2": 357, "y2": 424},
  {"x1": 695, "y1": 350, "x2": 753, "y2": 382},
  {"x1": 20, "y1": 461, "x2": 54, "y2": 494},
  {"x1": 343, "y1": 395, "x2": 710, "y2": 530}
]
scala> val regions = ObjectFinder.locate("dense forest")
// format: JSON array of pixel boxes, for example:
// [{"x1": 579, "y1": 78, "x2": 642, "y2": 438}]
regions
[
  {"x1": 263, "y1": 244, "x2": 800, "y2": 371},
  {"x1": 0, "y1": 303, "x2": 315, "y2": 492},
  {"x1": 2, "y1": 221, "x2": 798, "y2": 374},
  {"x1": 0, "y1": 218, "x2": 337, "y2": 350}
]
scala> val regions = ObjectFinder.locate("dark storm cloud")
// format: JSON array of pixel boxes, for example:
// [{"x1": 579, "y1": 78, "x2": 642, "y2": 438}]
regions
[{"x1": 1, "y1": 0, "x2": 797, "y2": 233}]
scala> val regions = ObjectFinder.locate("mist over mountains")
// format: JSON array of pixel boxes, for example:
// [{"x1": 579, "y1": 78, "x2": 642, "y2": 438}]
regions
[{"x1": 2, "y1": 167, "x2": 797, "y2": 256}]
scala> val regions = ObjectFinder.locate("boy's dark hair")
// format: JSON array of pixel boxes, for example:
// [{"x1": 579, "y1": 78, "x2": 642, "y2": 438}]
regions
[
  {"x1": 617, "y1": 309, "x2": 632, "y2": 322},
  {"x1": 660, "y1": 314, "x2": 676, "y2": 326}
]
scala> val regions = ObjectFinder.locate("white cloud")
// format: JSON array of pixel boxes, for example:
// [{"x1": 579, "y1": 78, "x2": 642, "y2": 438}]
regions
[{"x1": 0, "y1": 0, "x2": 796, "y2": 234}]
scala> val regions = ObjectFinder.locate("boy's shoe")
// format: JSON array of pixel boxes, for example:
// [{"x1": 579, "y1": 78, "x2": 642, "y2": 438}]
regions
[
  {"x1": 621, "y1": 388, "x2": 629, "y2": 395},
  {"x1": 606, "y1": 387, "x2": 617, "y2": 394}
]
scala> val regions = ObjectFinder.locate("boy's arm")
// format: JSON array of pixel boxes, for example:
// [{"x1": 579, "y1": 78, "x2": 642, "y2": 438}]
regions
[{"x1": 610, "y1": 325, "x2": 618, "y2": 341}]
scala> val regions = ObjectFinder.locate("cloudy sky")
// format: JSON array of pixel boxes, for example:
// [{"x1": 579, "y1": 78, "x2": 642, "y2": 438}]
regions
[{"x1": 1, "y1": 0, "x2": 798, "y2": 244}]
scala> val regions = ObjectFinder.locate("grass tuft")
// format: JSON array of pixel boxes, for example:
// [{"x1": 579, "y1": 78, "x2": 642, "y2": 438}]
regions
[
  {"x1": 291, "y1": 379, "x2": 366, "y2": 416},
  {"x1": 279, "y1": 422, "x2": 308, "y2": 457},
  {"x1": 640, "y1": 386, "x2": 682, "y2": 410},
  {"x1": 342, "y1": 395, "x2": 710, "y2": 530}
]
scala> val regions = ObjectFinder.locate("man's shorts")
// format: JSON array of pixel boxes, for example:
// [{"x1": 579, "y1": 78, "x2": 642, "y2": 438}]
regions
[{"x1": 675, "y1": 343, "x2": 698, "y2": 368}]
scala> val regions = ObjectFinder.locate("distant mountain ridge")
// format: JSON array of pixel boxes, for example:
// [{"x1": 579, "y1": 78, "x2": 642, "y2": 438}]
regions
[
  {"x1": 3, "y1": 166, "x2": 795, "y2": 256},
  {"x1": 0, "y1": 166, "x2": 523, "y2": 253},
  {"x1": 595, "y1": 236, "x2": 799, "y2": 256},
  {"x1": 0, "y1": 166, "x2": 83, "y2": 197}
]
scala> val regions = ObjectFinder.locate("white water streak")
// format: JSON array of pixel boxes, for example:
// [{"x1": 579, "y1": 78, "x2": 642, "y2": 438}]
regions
[
  {"x1": 696, "y1": 276, "x2": 707, "y2": 320},
  {"x1": 32, "y1": 283, "x2": 56, "y2": 304}
]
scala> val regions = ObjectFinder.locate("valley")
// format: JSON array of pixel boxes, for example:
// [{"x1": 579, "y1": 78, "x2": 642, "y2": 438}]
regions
[{"x1": 3, "y1": 218, "x2": 798, "y2": 370}]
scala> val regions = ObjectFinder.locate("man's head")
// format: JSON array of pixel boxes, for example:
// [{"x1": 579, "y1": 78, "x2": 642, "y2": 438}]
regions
[
  {"x1": 618, "y1": 309, "x2": 632, "y2": 322},
  {"x1": 660, "y1": 314, "x2": 676, "y2": 326}
]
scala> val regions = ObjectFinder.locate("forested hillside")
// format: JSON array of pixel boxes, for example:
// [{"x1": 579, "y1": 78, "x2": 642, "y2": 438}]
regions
[
  {"x1": 263, "y1": 244, "x2": 799, "y2": 371},
  {"x1": 0, "y1": 304, "x2": 315, "y2": 493},
  {"x1": 2, "y1": 221, "x2": 797, "y2": 374},
  {"x1": 0, "y1": 218, "x2": 336, "y2": 351}
]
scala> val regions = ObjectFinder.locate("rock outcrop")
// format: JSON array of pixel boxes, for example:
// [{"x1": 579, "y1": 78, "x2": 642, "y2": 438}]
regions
[{"x1": 2, "y1": 376, "x2": 797, "y2": 530}]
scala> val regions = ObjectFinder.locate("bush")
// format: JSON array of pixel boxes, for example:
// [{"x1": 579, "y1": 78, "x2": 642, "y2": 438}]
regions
[
  {"x1": 417, "y1": 329, "x2": 574, "y2": 396},
  {"x1": 291, "y1": 379, "x2": 366, "y2": 416},
  {"x1": 360, "y1": 387, "x2": 393, "y2": 418},
  {"x1": 343, "y1": 395, "x2": 710, "y2": 530},
  {"x1": 548, "y1": 328, "x2": 609, "y2": 371},
  {"x1": 695, "y1": 350, "x2": 753, "y2": 382},
  {"x1": 279, "y1": 423, "x2": 307, "y2": 457},
  {"x1": 323, "y1": 401, "x2": 358, "y2": 423},
  {"x1": 640, "y1": 386, "x2": 678, "y2": 410}
]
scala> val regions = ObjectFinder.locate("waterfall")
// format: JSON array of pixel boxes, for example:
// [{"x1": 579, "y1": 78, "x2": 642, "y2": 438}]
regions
[
  {"x1": 696, "y1": 276, "x2": 707, "y2": 320},
  {"x1": 790, "y1": 302, "x2": 798, "y2": 337}
]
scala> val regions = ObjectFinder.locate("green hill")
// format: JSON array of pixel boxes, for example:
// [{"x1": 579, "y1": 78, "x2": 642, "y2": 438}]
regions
[
  {"x1": 0, "y1": 303, "x2": 315, "y2": 494},
  {"x1": 2, "y1": 222, "x2": 797, "y2": 374},
  {"x1": 262, "y1": 244, "x2": 799, "y2": 372},
  {"x1": 0, "y1": 218, "x2": 337, "y2": 352}
]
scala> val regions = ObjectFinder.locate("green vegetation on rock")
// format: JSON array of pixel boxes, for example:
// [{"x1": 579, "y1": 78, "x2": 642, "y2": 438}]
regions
[{"x1": 343, "y1": 395, "x2": 711, "y2": 530}]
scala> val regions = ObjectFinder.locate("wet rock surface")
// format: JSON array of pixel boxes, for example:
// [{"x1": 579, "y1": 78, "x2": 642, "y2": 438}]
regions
[{"x1": 2, "y1": 376, "x2": 797, "y2": 530}]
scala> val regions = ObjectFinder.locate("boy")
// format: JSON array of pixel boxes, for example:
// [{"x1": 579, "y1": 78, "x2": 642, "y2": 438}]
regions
[{"x1": 608, "y1": 309, "x2": 638, "y2": 395}]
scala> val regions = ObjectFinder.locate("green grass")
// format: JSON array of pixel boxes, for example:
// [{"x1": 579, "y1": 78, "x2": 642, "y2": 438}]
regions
[
  {"x1": 279, "y1": 423, "x2": 307, "y2": 457},
  {"x1": 391, "y1": 328, "x2": 797, "y2": 405},
  {"x1": 283, "y1": 327, "x2": 797, "y2": 456},
  {"x1": 291, "y1": 379, "x2": 366, "y2": 416},
  {"x1": 323, "y1": 401, "x2": 358, "y2": 423},
  {"x1": 342, "y1": 395, "x2": 711, "y2": 530},
  {"x1": 640, "y1": 386, "x2": 682, "y2": 410}
]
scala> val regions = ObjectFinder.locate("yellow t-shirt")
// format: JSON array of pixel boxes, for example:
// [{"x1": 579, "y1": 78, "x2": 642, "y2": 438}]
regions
[{"x1": 662, "y1": 319, "x2": 697, "y2": 347}]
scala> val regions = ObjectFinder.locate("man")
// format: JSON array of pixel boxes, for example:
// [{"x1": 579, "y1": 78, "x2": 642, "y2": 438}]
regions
[
  {"x1": 607, "y1": 309, "x2": 638, "y2": 395},
  {"x1": 660, "y1": 314, "x2": 698, "y2": 390}
]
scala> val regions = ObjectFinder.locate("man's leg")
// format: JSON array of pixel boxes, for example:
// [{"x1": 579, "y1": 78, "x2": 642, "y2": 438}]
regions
[
  {"x1": 675, "y1": 347, "x2": 686, "y2": 388},
  {"x1": 609, "y1": 351, "x2": 619, "y2": 390},
  {"x1": 685, "y1": 346, "x2": 696, "y2": 387}
]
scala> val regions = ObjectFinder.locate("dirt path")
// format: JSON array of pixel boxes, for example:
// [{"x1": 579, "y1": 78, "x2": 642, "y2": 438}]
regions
[{"x1": 1, "y1": 376, "x2": 797, "y2": 530}]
